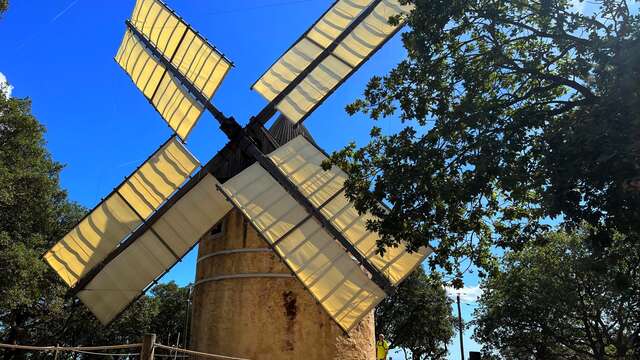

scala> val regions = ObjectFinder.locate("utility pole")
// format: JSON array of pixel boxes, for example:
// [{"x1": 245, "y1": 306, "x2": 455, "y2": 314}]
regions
[{"x1": 457, "y1": 294, "x2": 465, "y2": 360}]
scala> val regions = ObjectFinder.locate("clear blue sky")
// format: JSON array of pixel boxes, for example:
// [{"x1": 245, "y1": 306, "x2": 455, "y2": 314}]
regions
[{"x1": 0, "y1": 1, "x2": 480, "y2": 358}]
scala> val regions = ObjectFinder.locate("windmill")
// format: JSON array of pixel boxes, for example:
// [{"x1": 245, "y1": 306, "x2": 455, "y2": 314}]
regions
[{"x1": 44, "y1": 0, "x2": 432, "y2": 358}]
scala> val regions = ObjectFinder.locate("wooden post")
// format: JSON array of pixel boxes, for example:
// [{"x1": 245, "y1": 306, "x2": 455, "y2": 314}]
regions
[{"x1": 140, "y1": 333, "x2": 156, "y2": 360}]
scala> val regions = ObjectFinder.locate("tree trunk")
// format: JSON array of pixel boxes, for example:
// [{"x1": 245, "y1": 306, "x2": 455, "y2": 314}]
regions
[{"x1": 5, "y1": 315, "x2": 27, "y2": 360}]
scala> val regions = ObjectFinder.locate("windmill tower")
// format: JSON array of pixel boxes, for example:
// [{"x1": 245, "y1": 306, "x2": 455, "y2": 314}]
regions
[
  {"x1": 190, "y1": 116, "x2": 377, "y2": 359},
  {"x1": 43, "y1": 0, "x2": 432, "y2": 359}
]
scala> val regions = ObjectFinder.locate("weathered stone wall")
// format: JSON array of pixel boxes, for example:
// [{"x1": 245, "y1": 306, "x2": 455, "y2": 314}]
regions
[{"x1": 190, "y1": 209, "x2": 375, "y2": 360}]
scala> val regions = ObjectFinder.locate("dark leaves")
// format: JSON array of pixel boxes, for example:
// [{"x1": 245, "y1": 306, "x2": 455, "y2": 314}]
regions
[{"x1": 329, "y1": 0, "x2": 640, "y2": 282}]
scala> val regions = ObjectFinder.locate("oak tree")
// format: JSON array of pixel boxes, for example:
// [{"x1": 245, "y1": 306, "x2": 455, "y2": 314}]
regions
[
  {"x1": 474, "y1": 228, "x2": 640, "y2": 359},
  {"x1": 328, "y1": 0, "x2": 640, "y2": 283}
]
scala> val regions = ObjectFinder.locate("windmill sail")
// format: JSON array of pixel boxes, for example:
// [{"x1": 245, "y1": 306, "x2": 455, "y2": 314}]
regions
[
  {"x1": 77, "y1": 174, "x2": 231, "y2": 324},
  {"x1": 220, "y1": 162, "x2": 385, "y2": 331},
  {"x1": 267, "y1": 136, "x2": 431, "y2": 285},
  {"x1": 252, "y1": 0, "x2": 412, "y2": 124},
  {"x1": 116, "y1": 0, "x2": 232, "y2": 140},
  {"x1": 219, "y1": 136, "x2": 431, "y2": 331},
  {"x1": 44, "y1": 137, "x2": 199, "y2": 288}
]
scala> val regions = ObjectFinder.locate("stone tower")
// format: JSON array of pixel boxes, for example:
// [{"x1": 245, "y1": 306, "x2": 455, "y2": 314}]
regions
[{"x1": 189, "y1": 116, "x2": 375, "y2": 359}]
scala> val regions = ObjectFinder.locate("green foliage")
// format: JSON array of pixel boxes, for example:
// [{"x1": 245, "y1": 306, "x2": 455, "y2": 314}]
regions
[
  {"x1": 473, "y1": 228, "x2": 640, "y2": 359},
  {"x1": 0, "y1": 0, "x2": 7, "y2": 15},
  {"x1": 329, "y1": 0, "x2": 640, "y2": 280},
  {"x1": 56, "y1": 282, "x2": 191, "y2": 347},
  {"x1": 375, "y1": 267, "x2": 455, "y2": 360},
  {"x1": 149, "y1": 282, "x2": 191, "y2": 345},
  {"x1": 0, "y1": 91, "x2": 191, "y2": 357},
  {"x1": 0, "y1": 91, "x2": 86, "y2": 348}
]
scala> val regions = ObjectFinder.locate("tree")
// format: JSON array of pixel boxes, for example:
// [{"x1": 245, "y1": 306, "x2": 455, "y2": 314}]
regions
[
  {"x1": 0, "y1": 90, "x2": 86, "y2": 353},
  {"x1": 149, "y1": 282, "x2": 192, "y2": 347},
  {"x1": 0, "y1": 1, "x2": 7, "y2": 15},
  {"x1": 59, "y1": 282, "x2": 191, "y2": 348},
  {"x1": 327, "y1": 0, "x2": 640, "y2": 282},
  {"x1": 375, "y1": 266, "x2": 455, "y2": 360},
  {"x1": 473, "y1": 228, "x2": 640, "y2": 359},
  {"x1": 0, "y1": 89, "x2": 191, "y2": 357}
]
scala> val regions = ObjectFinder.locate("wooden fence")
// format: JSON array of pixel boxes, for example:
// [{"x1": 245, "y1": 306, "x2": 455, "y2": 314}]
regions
[{"x1": 0, "y1": 334, "x2": 250, "y2": 360}]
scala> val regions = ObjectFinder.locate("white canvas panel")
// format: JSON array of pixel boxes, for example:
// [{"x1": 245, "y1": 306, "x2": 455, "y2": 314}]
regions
[
  {"x1": 320, "y1": 196, "x2": 432, "y2": 285},
  {"x1": 252, "y1": 38, "x2": 323, "y2": 102},
  {"x1": 77, "y1": 231, "x2": 174, "y2": 324},
  {"x1": 44, "y1": 137, "x2": 199, "y2": 289},
  {"x1": 268, "y1": 136, "x2": 431, "y2": 285},
  {"x1": 130, "y1": 0, "x2": 187, "y2": 56},
  {"x1": 115, "y1": 30, "x2": 205, "y2": 140},
  {"x1": 275, "y1": 54, "x2": 351, "y2": 122},
  {"x1": 44, "y1": 194, "x2": 142, "y2": 287},
  {"x1": 128, "y1": 0, "x2": 232, "y2": 100},
  {"x1": 150, "y1": 69, "x2": 204, "y2": 140},
  {"x1": 151, "y1": 174, "x2": 232, "y2": 255},
  {"x1": 252, "y1": 0, "x2": 411, "y2": 123},
  {"x1": 274, "y1": 217, "x2": 385, "y2": 331},
  {"x1": 220, "y1": 163, "x2": 308, "y2": 243},
  {"x1": 221, "y1": 163, "x2": 385, "y2": 331},
  {"x1": 267, "y1": 136, "x2": 342, "y2": 207},
  {"x1": 170, "y1": 28, "x2": 231, "y2": 100},
  {"x1": 78, "y1": 174, "x2": 231, "y2": 325},
  {"x1": 77, "y1": 287, "x2": 140, "y2": 326},
  {"x1": 252, "y1": 0, "x2": 371, "y2": 103},
  {"x1": 115, "y1": 30, "x2": 167, "y2": 99},
  {"x1": 306, "y1": 0, "x2": 372, "y2": 48},
  {"x1": 118, "y1": 0, "x2": 232, "y2": 139},
  {"x1": 333, "y1": 0, "x2": 413, "y2": 67},
  {"x1": 117, "y1": 137, "x2": 199, "y2": 219}
]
